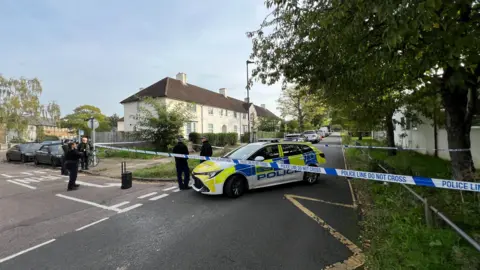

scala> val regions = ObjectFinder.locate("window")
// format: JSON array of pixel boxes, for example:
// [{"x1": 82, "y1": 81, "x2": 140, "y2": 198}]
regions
[
  {"x1": 243, "y1": 125, "x2": 247, "y2": 133},
  {"x1": 300, "y1": 144, "x2": 314, "y2": 154},
  {"x1": 185, "y1": 122, "x2": 196, "y2": 134},
  {"x1": 281, "y1": 144, "x2": 302, "y2": 156},
  {"x1": 225, "y1": 110, "x2": 228, "y2": 117},
  {"x1": 234, "y1": 125, "x2": 238, "y2": 133},
  {"x1": 243, "y1": 113, "x2": 246, "y2": 119},
  {"x1": 208, "y1": 107, "x2": 214, "y2": 115},
  {"x1": 234, "y1": 112, "x2": 237, "y2": 118},
  {"x1": 225, "y1": 144, "x2": 263, "y2": 160},
  {"x1": 249, "y1": 145, "x2": 280, "y2": 160},
  {"x1": 208, "y1": 124, "x2": 214, "y2": 133},
  {"x1": 222, "y1": 125, "x2": 227, "y2": 133},
  {"x1": 189, "y1": 103, "x2": 196, "y2": 112},
  {"x1": 220, "y1": 109, "x2": 224, "y2": 117}
]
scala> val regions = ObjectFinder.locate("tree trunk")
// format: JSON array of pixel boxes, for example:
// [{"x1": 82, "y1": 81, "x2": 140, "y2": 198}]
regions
[
  {"x1": 440, "y1": 67, "x2": 476, "y2": 181},
  {"x1": 385, "y1": 110, "x2": 396, "y2": 156}
]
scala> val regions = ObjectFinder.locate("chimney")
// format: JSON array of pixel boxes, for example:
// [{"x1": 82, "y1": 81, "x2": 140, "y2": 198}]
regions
[
  {"x1": 261, "y1": 104, "x2": 266, "y2": 109},
  {"x1": 219, "y1": 88, "x2": 227, "y2": 97},
  {"x1": 176, "y1": 72, "x2": 187, "y2": 85}
]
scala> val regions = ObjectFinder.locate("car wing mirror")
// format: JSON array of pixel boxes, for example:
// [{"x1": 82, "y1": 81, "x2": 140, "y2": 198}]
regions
[{"x1": 254, "y1": 156, "x2": 265, "y2": 162}]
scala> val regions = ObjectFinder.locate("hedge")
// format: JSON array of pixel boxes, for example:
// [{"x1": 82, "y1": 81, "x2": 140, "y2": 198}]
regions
[{"x1": 189, "y1": 132, "x2": 238, "y2": 146}]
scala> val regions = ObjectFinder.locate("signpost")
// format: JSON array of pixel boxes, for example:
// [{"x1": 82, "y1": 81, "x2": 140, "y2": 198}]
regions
[{"x1": 87, "y1": 117, "x2": 99, "y2": 166}]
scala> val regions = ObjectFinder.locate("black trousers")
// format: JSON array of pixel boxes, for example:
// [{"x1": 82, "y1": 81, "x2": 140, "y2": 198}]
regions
[
  {"x1": 80, "y1": 154, "x2": 89, "y2": 169},
  {"x1": 175, "y1": 163, "x2": 190, "y2": 189},
  {"x1": 66, "y1": 162, "x2": 78, "y2": 188}
]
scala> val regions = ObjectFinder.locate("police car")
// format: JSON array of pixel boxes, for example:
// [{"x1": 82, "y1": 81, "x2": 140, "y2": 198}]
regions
[{"x1": 191, "y1": 141, "x2": 326, "y2": 198}]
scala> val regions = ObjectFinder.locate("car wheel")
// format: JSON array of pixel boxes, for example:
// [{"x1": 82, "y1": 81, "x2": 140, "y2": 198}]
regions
[
  {"x1": 51, "y1": 158, "x2": 57, "y2": 167},
  {"x1": 224, "y1": 175, "x2": 246, "y2": 198},
  {"x1": 304, "y1": 167, "x2": 319, "y2": 185},
  {"x1": 34, "y1": 157, "x2": 39, "y2": 165},
  {"x1": 6, "y1": 155, "x2": 11, "y2": 162},
  {"x1": 21, "y1": 154, "x2": 26, "y2": 163}
]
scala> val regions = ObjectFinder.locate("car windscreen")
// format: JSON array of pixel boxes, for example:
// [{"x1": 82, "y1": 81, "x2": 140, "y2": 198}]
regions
[
  {"x1": 18, "y1": 144, "x2": 29, "y2": 151},
  {"x1": 224, "y1": 144, "x2": 263, "y2": 160},
  {"x1": 285, "y1": 135, "x2": 301, "y2": 138},
  {"x1": 26, "y1": 143, "x2": 42, "y2": 152},
  {"x1": 303, "y1": 131, "x2": 316, "y2": 134}
]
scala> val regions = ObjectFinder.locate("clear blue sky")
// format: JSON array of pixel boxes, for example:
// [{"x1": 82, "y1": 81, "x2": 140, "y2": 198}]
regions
[{"x1": 0, "y1": 0, "x2": 281, "y2": 117}]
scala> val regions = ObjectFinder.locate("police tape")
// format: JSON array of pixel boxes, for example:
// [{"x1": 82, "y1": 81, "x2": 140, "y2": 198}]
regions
[
  {"x1": 317, "y1": 144, "x2": 470, "y2": 152},
  {"x1": 95, "y1": 144, "x2": 480, "y2": 193}
]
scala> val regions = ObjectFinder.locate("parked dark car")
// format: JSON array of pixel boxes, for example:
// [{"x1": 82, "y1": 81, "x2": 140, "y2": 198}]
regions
[
  {"x1": 5, "y1": 143, "x2": 43, "y2": 163},
  {"x1": 34, "y1": 143, "x2": 65, "y2": 167}
]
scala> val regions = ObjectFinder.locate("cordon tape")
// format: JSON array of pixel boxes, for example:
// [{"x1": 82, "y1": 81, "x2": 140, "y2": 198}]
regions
[{"x1": 95, "y1": 144, "x2": 480, "y2": 193}]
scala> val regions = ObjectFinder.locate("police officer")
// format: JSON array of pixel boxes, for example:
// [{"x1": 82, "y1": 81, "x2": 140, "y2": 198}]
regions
[
  {"x1": 77, "y1": 136, "x2": 93, "y2": 170},
  {"x1": 65, "y1": 142, "x2": 82, "y2": 191},
  {"x1": 172, "y1": 136, "x2": 190, "y2": 190},
  {"x1": 199, "y1": 136, "x2": 212, "y2": 163},
  {"x1": 60, "y1": 139, "x2": 70, "y2": 175}
]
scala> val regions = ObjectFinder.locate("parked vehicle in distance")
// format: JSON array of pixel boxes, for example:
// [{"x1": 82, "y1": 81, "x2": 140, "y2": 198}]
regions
[
  {"x1": 317, "y1": 130, "x2": 325, "y2": 138},
  {"x1": 41, "y1": 140, "x2": 62, "y2": 145},
  {"x1": 284, "y1": 133, "x2": 305, "y2": 142},
  {"x1": 302, "y1": 130, "x2": 320, "y2": 143},
  {"x1": 34, "y1": 143, "x2": 65, "y2": 167},
  {"x1": 5, "y1": 143, "x2": 42, "y2": 163},
  {"x1": 319, "y1": 127, "x2": 330, "y2": 136}
]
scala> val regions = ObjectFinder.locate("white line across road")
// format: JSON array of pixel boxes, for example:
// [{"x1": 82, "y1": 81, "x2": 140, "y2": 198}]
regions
[
  {"x1": 75, "y1": 217, "x2": 109, "y2": 232},
  {"x1": 0, "y1": 239, "x2": 56, "y2": 264},
  {"x1": 163, "y1": 186, "x2": 177, "y2": 191},
  {"x1": 110, "y1": 201, "x2": 130, "y2": 208},
  {"x1": 7, "y1": 180, "x2": 37, "y2": 190},
  {"x1": 1, "y1": 174, "x2": 12, "y2": 178},
  {"x1": 173, "y1": 188, "x2": 181, "y2": 192},
  {"x1": 55, "y1": 194, "x2": 120, "y2": 213},
  {"x1": 20, "y1": 172, "x2": 33, "y2": 176},
  {"x1": 138, "y1": 192, "x2": 158, "y2": 199},
  {"x1": 118, "y1": 204, "x2": 143, "y2": 213},
  {"x1": 149, "y1": 194, "x2": 169, "y2": 201}
]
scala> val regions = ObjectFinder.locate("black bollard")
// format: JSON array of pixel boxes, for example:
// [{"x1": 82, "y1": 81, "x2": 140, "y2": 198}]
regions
[{"x1": 121, "y1": 161, "x2": 132, "y2": 189}]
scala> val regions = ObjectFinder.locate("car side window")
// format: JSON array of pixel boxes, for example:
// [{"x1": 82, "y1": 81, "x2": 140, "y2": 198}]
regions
[
  {"x1": 39, "y1": 145, "x2": 47, "y2": 151},
  {"x1": 249, "y1": 145, "x2": 280, "y2": 160},
  {"x1": 281, "y1": 144, "x2": 302, "y2": 156},
  {"x1": 300, "y1": 144, "x2": 314, "y2": 154}
]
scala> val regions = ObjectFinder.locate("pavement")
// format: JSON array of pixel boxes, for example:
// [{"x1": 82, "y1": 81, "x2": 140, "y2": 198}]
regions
[{"x1": 0, "y1": 134, "x2": 362, "y2": 270}]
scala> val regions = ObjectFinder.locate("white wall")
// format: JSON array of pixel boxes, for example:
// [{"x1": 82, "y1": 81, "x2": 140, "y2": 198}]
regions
[
  {"x1": 117, "y1": 121, "x2": 124, "y2": 132},
  {"x1": 7, "y1": 125, "x2": 36, "y2": 142},
  {"x1": 393, "y1": 110, "x2": 480, "y2": 168}
]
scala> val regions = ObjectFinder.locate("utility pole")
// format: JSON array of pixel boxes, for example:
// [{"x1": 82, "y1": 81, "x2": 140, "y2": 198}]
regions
[{"x1": 246, "y1": 60, "x2": 254, "y2": 143}]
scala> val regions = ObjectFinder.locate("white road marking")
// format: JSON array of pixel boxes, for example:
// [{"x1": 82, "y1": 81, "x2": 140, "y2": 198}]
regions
[
  {"x1": 110, "y1": 201, "x2": 130, "y2": 208},
  {"x1": 16, "y1": 178, "x2": 40, "y2": 184},
  {"x1": 162, "y1": 186, "x2": 177, "y2": 191},
  {"x1": 32, "y1": 170, "x2": 47, "y2": 174},
  {"x1": 149, "y1": 193, "x2": 168, "y2": 201},
  {"x1": 173, "y1": 188, "x2": 181, "y2": 192},
  {"x1": 75, "y1": 217, "x2": 109, "y2": 232},
  {"x1": 55, "y1": 194, "x2": 120, "y2": 212},
  {"x1": 138, "y1": 192, "x2": 158, "y2": 199},
  {"x1": 6, "y1": 180, "x2": 37, "y2": 190},
  {"x1": 0, "y1": 174, "x2": 12, "y2": 178},
  {"x1": 64, "y1": 180, "x2": 120, "y2": 188},
  {"x1": 20, "y1": 172, "x2": 33, "y2": 176},
  {"x1": 119, "y1": 203, "x2": 142, "y2": 213},
  {"x1": 0, "y1": 239, "x2": 56, "y2": 263}
]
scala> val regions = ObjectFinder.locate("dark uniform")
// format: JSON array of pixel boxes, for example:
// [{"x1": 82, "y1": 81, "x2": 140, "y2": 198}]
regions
[
  {"x1": 200, "y1": 139, "x2": 213, "y2": 163},
  {"x1": 65, "y1": 144, "x2": 82, "y2": 191},
  {"x1": 172, "y1": 139, "x2": 190, "y2": 190},
  {"x1": 77, "y1": 140, "x2": 93, "y2": 170}
]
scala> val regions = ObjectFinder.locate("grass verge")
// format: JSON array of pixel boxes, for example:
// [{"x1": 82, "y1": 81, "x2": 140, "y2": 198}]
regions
[
  {"x1": 345, "y1": 136, "x2": 480, "y2": 269},
  {"x1": 96, "y1": 147, "x2": 165, "y2": 160}
]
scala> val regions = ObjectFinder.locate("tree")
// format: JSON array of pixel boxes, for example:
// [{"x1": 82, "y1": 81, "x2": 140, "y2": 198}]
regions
[
  {"x1": 108, "y1": 114, "x2": 121, "y2": 130},
  {"x1": 0, "y1": 75, "x2": 42, "y2": 139},
  {"x1": 62, "y1": 105, "x2": 111, "y2": 134},
  {"x1": 258, "y1": 116, "x2": 278, "y2": 132},
  {"x1": 46, "y1": 101, "x2": 61, "y2": 127},
  {"x1": 286, "y1": 120, "x2": 299, "y2": 133},
  {"x1": 134, "y1": 98, "x2": 193, "y2": 151},
  {"x1": 248, "y1": 0, "x2": 480, "y2": 180}
]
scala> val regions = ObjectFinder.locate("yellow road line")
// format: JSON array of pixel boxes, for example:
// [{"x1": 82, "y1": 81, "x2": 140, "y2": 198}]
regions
[
  {"x1": 285, "y1": 194, "x2": 364, "y2": 270},
  {"x1": 341, "y1": 143, "x2": 358, "y2": 208},
  {"x1": 285, "y1": 194, "x2": 355, "y2": 209}
]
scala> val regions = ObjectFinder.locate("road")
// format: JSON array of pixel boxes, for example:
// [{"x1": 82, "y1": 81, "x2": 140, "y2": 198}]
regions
[{"x1": 0, "y1": 134, "x2": 362, "y2": 270}]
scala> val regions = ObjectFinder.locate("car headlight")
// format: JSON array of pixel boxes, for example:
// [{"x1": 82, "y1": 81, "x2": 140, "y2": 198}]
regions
[
  {"x1": 55, "y1": 154, "x2": 62, "y2": 157},
  {"x1": 196, "y1": 170, "x2": 223, "y2": 179}
]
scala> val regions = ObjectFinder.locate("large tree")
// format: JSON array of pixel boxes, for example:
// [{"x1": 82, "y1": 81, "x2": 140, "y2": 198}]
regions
[
  {"x1": 248, "y1": 0, "x2": 479, "y2": 181},
  {"x1": 62, "y1": 105, "x2": 111, "y2": 133},
  {"x1": 0, "y1": 75, "x2": 42, "y2": 138}
]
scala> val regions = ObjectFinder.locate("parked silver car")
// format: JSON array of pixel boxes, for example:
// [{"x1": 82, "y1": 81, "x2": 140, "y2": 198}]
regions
[
  {"x1": 302, "y1": 130, "x2": 320, "y2": 143},
  {"x1": 284, "y1": 133, "x2": 306, "y2": 142}
]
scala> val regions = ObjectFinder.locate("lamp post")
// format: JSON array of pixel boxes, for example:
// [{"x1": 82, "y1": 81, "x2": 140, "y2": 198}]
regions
[{"x1": 246, "y1": 60, "x2": 254, "y2": 142}]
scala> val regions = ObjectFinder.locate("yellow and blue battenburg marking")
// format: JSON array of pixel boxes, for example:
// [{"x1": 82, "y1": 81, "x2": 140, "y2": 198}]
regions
[{"x1": 95, "y1": 144, "x2": 480, "y2": 193}]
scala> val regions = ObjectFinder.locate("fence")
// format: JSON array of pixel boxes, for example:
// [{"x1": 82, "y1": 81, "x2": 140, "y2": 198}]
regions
[
  {"x1": 354, "y1": 141, "x2": 480, "y2": 252},
  {"x1": 95, "y1": 131, "x2": 137, "y2": 143}
]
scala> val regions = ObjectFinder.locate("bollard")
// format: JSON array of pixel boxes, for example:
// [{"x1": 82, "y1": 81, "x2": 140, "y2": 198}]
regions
[{"x1": 121, "y1": 161, "x2": 132, "y2": 189}]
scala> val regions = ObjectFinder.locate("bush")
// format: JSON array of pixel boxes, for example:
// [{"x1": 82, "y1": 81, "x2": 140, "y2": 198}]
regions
[
  {"x1": 188, "y1": 132, "x2": 201, "y2": 144},
  {"x1": 44, "y1": 135, "x2": 60, "y2": 141},
  {"x1": 201, "y1": 133, "x2": 237, "y2": 146},
  {"x1": 10, "y1": 137, "x2": 26, "y2": 143},
  {"x1": 240, "y1": 132, "x2": 250, "y2": 143}
]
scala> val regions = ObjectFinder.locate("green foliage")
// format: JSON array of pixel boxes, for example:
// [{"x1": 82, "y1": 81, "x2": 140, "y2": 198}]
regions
[
  {"x1": 134, "y1": 98, "x2": 192, "y2": 151},
  {"x1": 286, "y1": 120, "x2": 299, "y2": 132},
  {"x1": 0, "y1": 75, "x2": 43, "y2": 137},
  {"x1": 108, "y1": 113, "x2": 121, "y2": 129},
  {"x1": 201, "y1": 133, "x2": 237, "y2": 146},
  {"x1": 96, "y1": 147, "x2": 161, "y2": 160},
  {"x1": 188, "y1": 132, "x2": 201, "y2": 144},
  {"x1": 9, "y1": 137, "x2": 26, "y2": 143},
  {"x1": 240, "y1": 132, "x2": 250, "y2": 143},
  {"x1": 62, "y1": 105, "x2": 111, "y2": 133},
  {"x1": 257, "y1": 117, "x2": 278, "y2": 132},
  {"x1": 43, "y1": 135, "x2": 60, "y2": 141},
  {"x1": 345, "y1": 138, "x2": 480, "y2": 269},
  {"x1": 36, "y1": 126, "x2": 45, "y2": 142}
]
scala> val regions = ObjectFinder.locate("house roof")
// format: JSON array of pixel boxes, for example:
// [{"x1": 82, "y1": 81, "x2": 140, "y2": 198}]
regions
[
  {"x1": 118, "y1": 117, "x2": 124, "y2": 121},
  {"x1": 27, "y1": 117, "x2": 56, "y2": 127},
  {"x1": 120, "y1": 77, "x2": 279, "y2": 119}
]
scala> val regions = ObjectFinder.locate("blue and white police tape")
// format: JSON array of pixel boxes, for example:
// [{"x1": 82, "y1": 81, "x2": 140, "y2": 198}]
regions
[{"x1": 96, "y1": 144, "x2": 480, "y2": 193}]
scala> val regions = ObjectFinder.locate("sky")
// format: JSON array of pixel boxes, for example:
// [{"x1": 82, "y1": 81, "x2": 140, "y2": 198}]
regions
[{"x1": 0, "y1": 0, "x2": 282, "y2": 117}]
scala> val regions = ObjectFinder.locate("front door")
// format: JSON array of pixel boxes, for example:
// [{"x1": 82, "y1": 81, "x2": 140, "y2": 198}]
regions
[{"x1": 248, "y1": 145, "x2": 283, "y2": 188}]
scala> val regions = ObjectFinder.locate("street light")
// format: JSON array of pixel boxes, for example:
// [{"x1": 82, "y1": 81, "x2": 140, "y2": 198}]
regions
[{"x1": 246, "y1": 60, "x2": 254, "y2": 142}]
